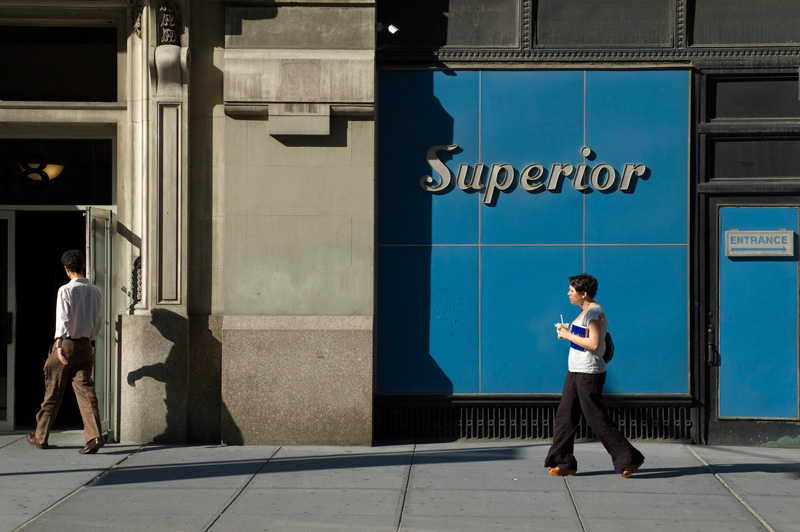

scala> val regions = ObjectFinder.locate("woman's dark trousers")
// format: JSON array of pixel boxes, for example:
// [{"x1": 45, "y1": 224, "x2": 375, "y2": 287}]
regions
[{"x1": 544, "y1": 371, "x2": 644, "y2": 474}]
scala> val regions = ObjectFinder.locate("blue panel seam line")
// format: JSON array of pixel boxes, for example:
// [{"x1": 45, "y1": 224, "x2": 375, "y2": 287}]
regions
[
  {"x1": 582, "y1": 70, "x2": 587, "y2": 271},
  {"x1": 478, "y1": 70, "x2": 482, "y2": 394}
]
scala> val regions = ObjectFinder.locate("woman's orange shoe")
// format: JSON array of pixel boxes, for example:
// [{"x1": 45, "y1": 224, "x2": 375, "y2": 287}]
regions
[
  {"x1": 621, "y1": 461, "x2": 644, "y2": 478},
  {"x1": 549, "y1": 467, "x2": 576, "y2": 476}
]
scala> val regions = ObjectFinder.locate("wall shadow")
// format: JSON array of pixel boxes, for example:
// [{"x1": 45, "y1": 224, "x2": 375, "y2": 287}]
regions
[
  {"x1": 187, "y1": 4, "x2": 225, "y2": 316},
  {"x1": 376, "y1": 68, "x2": 456, "y2": 397},
  {"x1": 89, "y1": 444, "x2": 535, "y2": 486},
  {"x1": 189, "y1": 315, "x2": 243, "y2": 445}
]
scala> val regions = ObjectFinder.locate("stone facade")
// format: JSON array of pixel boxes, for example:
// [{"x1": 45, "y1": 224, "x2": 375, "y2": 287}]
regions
[
  {"x1": 0, "y1": 0, "x2": 375, "y2": 445},
  {"x1": 143, "y1": 0, "x2": 375, "y2": 445}
]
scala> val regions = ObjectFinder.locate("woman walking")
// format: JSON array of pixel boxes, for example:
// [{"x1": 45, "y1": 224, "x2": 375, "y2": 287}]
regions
[{"x1": 544, "y1": 273, "x2": 644, "y2": 477}]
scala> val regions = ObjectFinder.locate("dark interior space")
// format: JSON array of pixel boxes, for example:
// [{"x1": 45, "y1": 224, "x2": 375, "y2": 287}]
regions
[
  {"x1": 14, "y1": 210, "x2": 85, "y2": 430},
  {"x1": 0, "y1": 26, "x2": 117, "y2": 102},
  {"x1": 0, "y1": 138, "x2": 113, "y2": 206}
]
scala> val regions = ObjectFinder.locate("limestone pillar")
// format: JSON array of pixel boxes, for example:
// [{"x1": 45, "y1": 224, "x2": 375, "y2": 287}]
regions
[{"x1": 120, "y1": 0, "x2": 191, "y2": 443}]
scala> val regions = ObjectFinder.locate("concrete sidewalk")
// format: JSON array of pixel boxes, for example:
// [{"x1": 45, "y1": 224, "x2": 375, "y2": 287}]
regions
[{"x1": 1, "y1": 432, "x2": 798, "y2": 532}]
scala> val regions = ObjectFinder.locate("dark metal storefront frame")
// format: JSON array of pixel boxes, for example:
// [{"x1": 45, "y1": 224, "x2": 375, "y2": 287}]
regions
[
  {"x1": 695, "y1": 68, "x2": 800, "y2": 445},
  {"x1": 375, "y1": 1, "x2": 800, "y2": 445}
]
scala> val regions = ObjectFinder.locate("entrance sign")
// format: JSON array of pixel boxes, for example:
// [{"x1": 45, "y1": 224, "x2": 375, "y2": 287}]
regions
[
  {"x1": 420, "y1": 144, "x2": 648, "y2": 205},
  {"x1": 725, "y1": 230, "x2": 795, "y2": 257}
]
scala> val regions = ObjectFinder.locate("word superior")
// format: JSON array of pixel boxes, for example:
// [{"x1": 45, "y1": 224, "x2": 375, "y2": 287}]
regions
[{"x1": 419, "y1": 145, "x2": 648, "y2": 205}]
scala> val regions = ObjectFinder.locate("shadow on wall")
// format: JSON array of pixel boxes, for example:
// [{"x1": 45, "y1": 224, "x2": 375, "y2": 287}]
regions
[
  {"x1": 126, "y1": 309, "x2": 241, "y2": 444},
  {"x1": 225, "y1": 2, "x2": 278, "y2": 36},
  {"x1": 377, "y1": 68, "x2": 460, "y2": 394}
]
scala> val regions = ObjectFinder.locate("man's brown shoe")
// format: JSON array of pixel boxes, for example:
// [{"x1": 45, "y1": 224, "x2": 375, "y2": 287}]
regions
[
  {"x1": 26, "y1": 433, "x2": 48, "y2": 449},
  {"x1": 548, "y1": 466, "x2": 576, "y2": 476},
  {"x1": 79, "y1": 437, "x2": 104, "y2": 455}
]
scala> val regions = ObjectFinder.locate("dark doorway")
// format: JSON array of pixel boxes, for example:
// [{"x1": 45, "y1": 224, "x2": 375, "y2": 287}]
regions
[{"x1": 14, "y1": 210, "x2": 85, "y2": 430}]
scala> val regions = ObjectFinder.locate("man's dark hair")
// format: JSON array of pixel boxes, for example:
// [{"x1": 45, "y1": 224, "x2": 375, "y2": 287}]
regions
[
  {"x1": 568, "y1": 273, "x2": 598, "y2": 298},
  {"x1": 61, "y1": 250, "x2": 86, "y2": 274}
]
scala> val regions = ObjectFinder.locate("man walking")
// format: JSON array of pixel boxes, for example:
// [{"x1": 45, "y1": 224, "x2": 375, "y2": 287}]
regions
[{"x1": 27, "y1": 250, "x2": 105, "y2": 454}]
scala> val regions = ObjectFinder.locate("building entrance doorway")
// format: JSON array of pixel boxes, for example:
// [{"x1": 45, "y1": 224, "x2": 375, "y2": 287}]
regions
[
  {"x1": 3, "y1": 210, "x2": 96, "y2": 432},
  {"x1": 705, "y1": 198, "x2": 800, "y2": 444}
]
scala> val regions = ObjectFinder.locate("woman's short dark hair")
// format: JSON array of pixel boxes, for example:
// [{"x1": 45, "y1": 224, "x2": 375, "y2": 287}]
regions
[
  {"x1": 569, "y1": 273, "x2": 598, "y2": 298},
  {"x1": 61, "y1": 250, "x2": 85, "y2": 274}
]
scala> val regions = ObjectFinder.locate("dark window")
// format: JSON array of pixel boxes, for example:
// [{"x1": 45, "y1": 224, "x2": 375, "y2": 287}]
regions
[
  {"x1": 0, "y1": 26, "x2": 117, "y2": 102},
  {"x1": 710, "y1": 77, "x2": 800, "y2": 120},
  {"x1": 691, "y1": 0, "x2": 800, "y2": 46},
  {"x1": 377, "y1": 0, "x2": 520, "y2": 49},
  {"x1": 536, "y1": 0, "x2": 673, "y2": 47},
  {"x1": 712, "y1": 138, "x2": 800, "y2": 179},
  {"x1": 0, "y1": 139, "x2": 113, "y2": 205}
]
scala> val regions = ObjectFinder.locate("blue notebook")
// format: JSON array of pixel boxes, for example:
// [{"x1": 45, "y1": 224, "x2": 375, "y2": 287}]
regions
[{"x1": 570, "y1": 324, "x2": 586, "y2": 351}]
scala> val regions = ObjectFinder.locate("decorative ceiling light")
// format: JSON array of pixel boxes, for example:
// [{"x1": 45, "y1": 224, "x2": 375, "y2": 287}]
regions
[{"x1": 18, "y1": 153, "x2": 64, "y2": 182}]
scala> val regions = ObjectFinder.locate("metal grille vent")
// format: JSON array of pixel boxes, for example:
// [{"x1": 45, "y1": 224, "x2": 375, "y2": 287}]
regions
[{"x1": 376, "y1": 404, "x2": 693, "y2": 442}]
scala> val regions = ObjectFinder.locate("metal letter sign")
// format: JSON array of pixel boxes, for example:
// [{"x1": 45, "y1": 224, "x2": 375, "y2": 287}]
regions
[
  {"x1": 725, "y1": 230, "x2": 795, "y2": 258},
  {"x1": 420, "y1": 144, "x2": 647, "y2": 205}
]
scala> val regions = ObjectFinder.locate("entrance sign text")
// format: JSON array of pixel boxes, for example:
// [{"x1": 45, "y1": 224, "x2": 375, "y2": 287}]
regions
[
  {"x1": 725, "y1": 230, "x2": 795, "y2": 258},
  {"x1": 420, "y1": 144, "x2": 647, "y2": 205}
]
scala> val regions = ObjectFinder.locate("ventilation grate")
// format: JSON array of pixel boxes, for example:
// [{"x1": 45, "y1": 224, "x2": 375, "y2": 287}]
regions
[{"x1": 375, "y1": 402, "x2": 693, "y2": 442}]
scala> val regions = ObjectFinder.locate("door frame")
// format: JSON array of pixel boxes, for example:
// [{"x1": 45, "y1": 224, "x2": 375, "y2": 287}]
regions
[
  {"x1": 86, "y1": 207, "x2": 114, "y2": 435},
  {"x1": 703, "y1": 195, "x2": 800, "y2": 445},
  {"x1": 0, "y1": 211, "x2": 16, "y2": 432}
]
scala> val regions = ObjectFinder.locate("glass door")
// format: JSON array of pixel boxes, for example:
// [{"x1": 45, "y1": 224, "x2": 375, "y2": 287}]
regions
[
  {"x1": 0, "y1": 212, "x2": 15, "y2": 431},
  {"x1": 86, "y1": 207, "x2": 112, "y2": 432}
]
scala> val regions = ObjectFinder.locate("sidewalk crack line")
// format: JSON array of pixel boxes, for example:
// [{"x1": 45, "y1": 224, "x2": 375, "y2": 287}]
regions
[
  {"x1": 685, "y1": 444, "x2": 776, "y2": 532},
  {"x1": 203, "y1": 446, "x2": 282, "y2": 532},
  {"x1": 564, "y1": 477, "x2": 587, "y2": 532},
  {"x1": 395, "y1": 444, "x2": 416, "y2": 532}
]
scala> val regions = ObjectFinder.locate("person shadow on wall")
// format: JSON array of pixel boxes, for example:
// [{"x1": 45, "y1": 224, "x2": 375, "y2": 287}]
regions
[
  {"x1": 125, "y1": 309, "x2": 242, "y2": 444},
  {"x1": 126, "y1": 309, "x2": 187, "y2": 443}
]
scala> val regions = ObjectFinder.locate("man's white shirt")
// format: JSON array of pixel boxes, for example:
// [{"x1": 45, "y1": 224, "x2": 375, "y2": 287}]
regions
[{"x1": 54, "y1": 278, "x2": 103, "y2": 340}]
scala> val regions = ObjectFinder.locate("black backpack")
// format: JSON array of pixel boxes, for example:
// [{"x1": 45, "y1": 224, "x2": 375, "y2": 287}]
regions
[{"x1": 603, "y1": 332, "x2": 614, "y2": 363}]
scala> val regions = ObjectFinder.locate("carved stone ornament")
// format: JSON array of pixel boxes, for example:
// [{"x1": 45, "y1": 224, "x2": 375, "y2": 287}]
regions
[
  {"x1": 521, "y1": 0, "x2": 532, "y2": 49},
  {"x1": 131, "y1": 0, "x2": 144, "y2": 38},
  {"x1": 159, "y1": 0, "x2": 180, "y2": 45},
  {"x1": 128, "y1": 256, "x2": 143, "y2": 312},
  {"x1": 675, "y1": 0, "x2": 687, "y2": 48}
]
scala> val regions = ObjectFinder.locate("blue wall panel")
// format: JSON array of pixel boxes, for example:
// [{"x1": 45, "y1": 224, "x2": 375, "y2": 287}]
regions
[
  {"x1": 377, "y1": 245, "x2": 480, "y2": 393},
  {"x1": 481, "y1": 246, "x2": 583, "y2": 393},
  {"x1": 719, "y1": 208, "x2": 799, "y2": 418},
  {"x1": 587, "y1": 245, "x2": 689, "y2": 394},
  {"x1": 377, "y1": 69, "x2": 691, "y2": 395},
  {"x1": 481, "y1": 71, "x2": 585, "y2": 245},
  {"x1": 585, "y1": 71, "x2": 690, "y2": 244},
  {"x1": 377, "y1": 70, "x2": 480, "y2": 245}
]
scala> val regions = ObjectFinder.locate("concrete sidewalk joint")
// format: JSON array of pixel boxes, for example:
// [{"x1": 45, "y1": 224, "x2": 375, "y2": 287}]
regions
[{"x1": 685, "y1": 444, "x2": 777, "y2": 532}]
